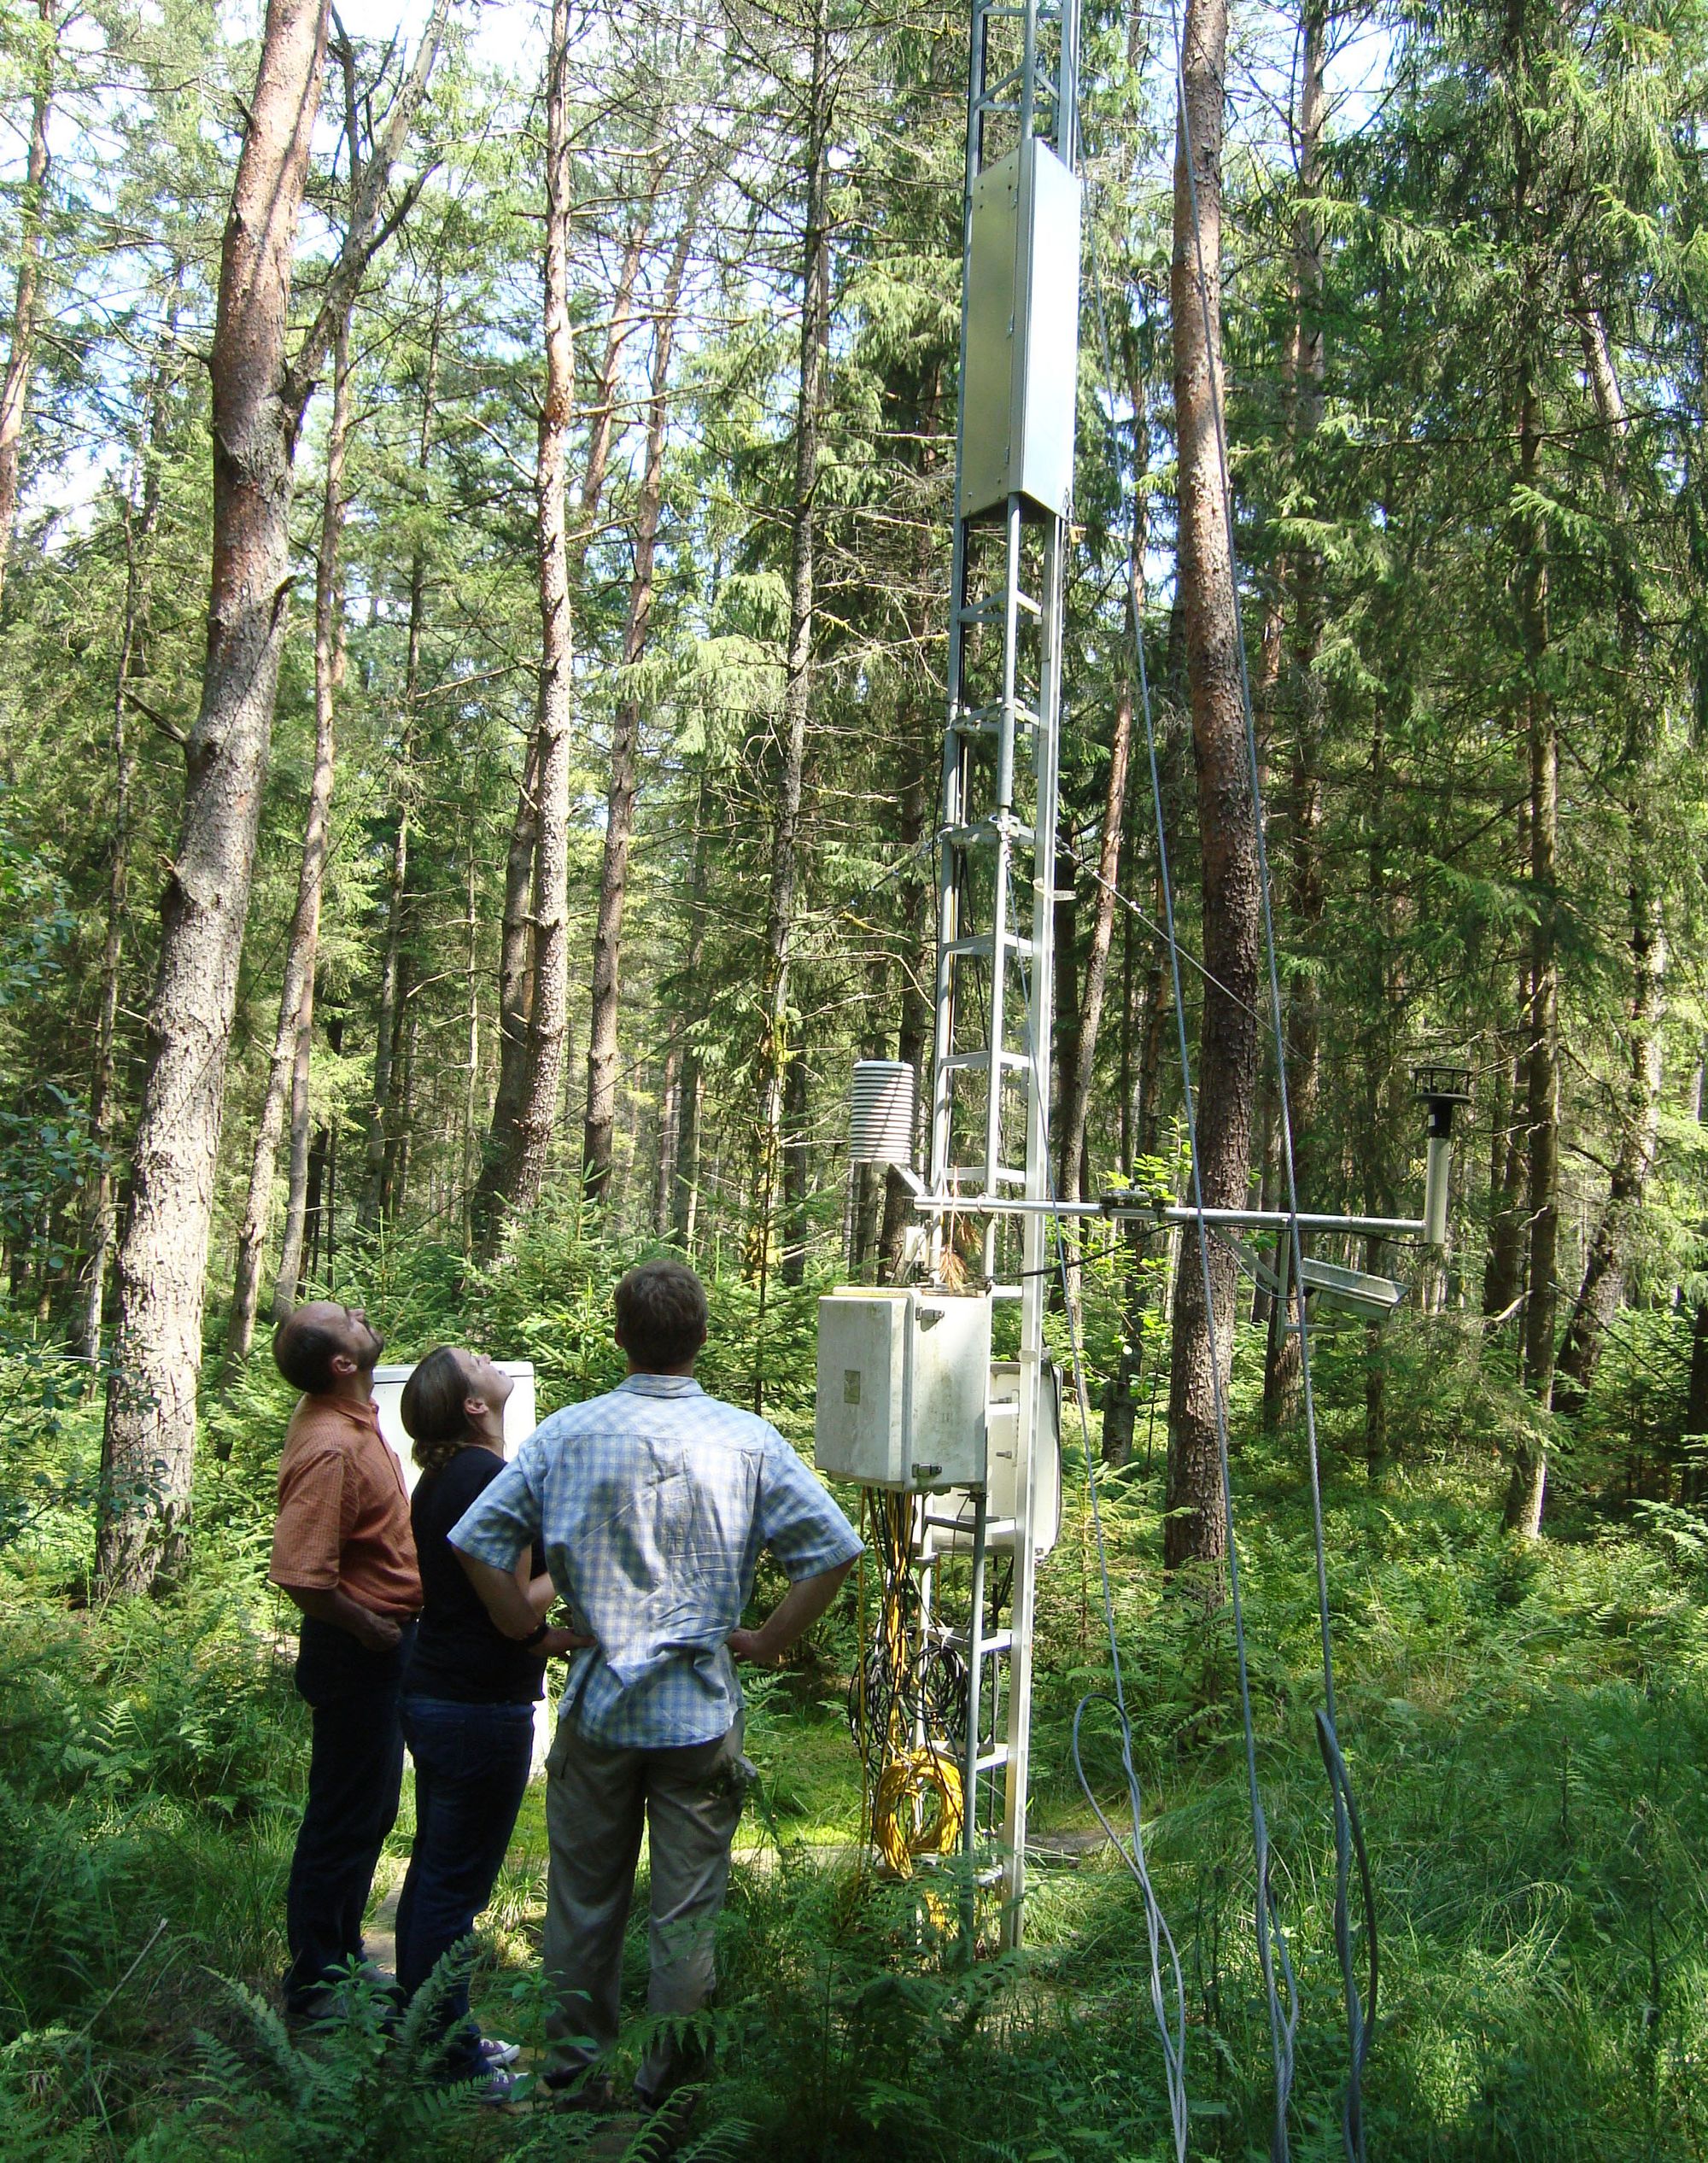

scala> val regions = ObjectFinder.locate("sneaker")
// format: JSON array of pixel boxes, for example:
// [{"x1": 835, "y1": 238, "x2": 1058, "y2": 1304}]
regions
[
  {"x1": 477, "y1": 2067, "x2": 522, "y2": 2108},
  {"x1": 477, "y1": 2037, "x2": 521, "y2": 2070}
]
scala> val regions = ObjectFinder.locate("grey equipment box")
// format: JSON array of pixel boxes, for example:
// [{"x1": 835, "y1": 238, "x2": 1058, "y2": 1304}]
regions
[
  {"x1": 815, "y1": 1289, "x2": 992, "y2": 1492},
  {"x1": 960, "y1": 134, "x2": 1083, "y2": 523},
  {"x1": 927, "y1": 1359, "x2": 1062, "y2": 1557}
]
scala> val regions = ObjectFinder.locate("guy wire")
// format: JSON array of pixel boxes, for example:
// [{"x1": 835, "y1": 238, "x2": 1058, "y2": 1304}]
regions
[
  {"x1": 1005, "y1": 862, "x2": 1190, "y2": 2163},
  {"x1": 1148, "y1": 9, "x2": 1378, "y2": 2150},
  {"x1": 1080, "y1": 184, "x2": 1301, "y2": 2160}
]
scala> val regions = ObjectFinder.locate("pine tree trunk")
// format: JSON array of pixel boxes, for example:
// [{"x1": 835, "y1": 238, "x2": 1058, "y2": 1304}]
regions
[
  {"x1": 671, "y1": 776, "x2": 714, "y2": 1254},
  {"x1": 751, "y1": 0, "x2": 832, "y2": 1299},
  {"x1": 583, "y1": 208, "x2": 696, "y2": 1200},
  {"x1": 272, "y1": 999, "x2": 314, "y2": 1320},
  {"x1": 227, "y1": 309, "x2": 352, "y2": 1361},
  {"x1": 1059, "y1": 686, "x2": 1134, "y2": 1202},
  {"x1": 1261, "y1": 0, "x2": 1327, "y2": 1429},
  {"x1": 480, "y1": 175, "x2": 652, "y2": 1237},
  {"x1": 81, "y1": 297, "x2": 178, "y2": 1363},
  {"x1": 1483, "y1": 1029, "x2": 1526, "y2": 1319},
  {"x1": 1553, "y1": 866, "x2": 1665, "y2": 1415},
  {"x1": 97, "y1": 0, "x2": 332, "y2": 1593},
  {"x1": 0, "y1": 0, "x2": 55, "y2": 609},
  {"x1": 97, "y1": 0, "x2": 443, "y2": 1587},
  {"x1": 1164, "y1": 0, "x2": 1261, "y2": 1575},
  {"x1": 500, "y1": 0, "x2": 577, "y2": 1225},
  {"x1": 1508, "y1": 339, "x2": 1558, "y2": 1535}
]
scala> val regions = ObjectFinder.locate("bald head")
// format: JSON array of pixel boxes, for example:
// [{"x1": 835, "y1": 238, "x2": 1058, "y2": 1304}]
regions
[{"x1": 273, "y1": 1301, "x2": 384, "y2": 1397}]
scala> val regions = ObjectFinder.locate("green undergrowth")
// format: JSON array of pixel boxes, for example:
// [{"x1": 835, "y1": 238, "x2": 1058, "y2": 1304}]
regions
[{"x1": 5, "y1": 1324, "x2": 1708, "y2": 2160}]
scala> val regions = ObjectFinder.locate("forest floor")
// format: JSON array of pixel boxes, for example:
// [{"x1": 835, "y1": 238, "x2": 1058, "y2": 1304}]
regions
[{"x1": 4, "y1": 1361, "x2": 1707, "y2": 2163}]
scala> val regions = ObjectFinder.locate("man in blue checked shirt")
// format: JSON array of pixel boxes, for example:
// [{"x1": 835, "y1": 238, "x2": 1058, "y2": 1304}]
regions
[{"x1": 450, "y1": 1258, "x2": 860, "y2": 2130}]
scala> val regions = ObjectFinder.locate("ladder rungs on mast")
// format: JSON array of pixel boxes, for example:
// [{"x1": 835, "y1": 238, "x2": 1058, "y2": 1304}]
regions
[
  {"x1": 941, "y1": 818, "x2": 1002, "y2": 850},
  {"x1": 956, "y1": 589, "x2": 1040, "y2": 624},
  {"x1": 944, "y1": 932, "x2": 1034, "y2": 961},
  {"x1": 952, "y1": 704, "x2": 1038, "y2": 739},
  {"x1": 940, "y1": 1049, "x2": 1028, "y2": 1074},
  {"x1": 943, "y1": 1165, "x2": 1028, "y2": 1187},
  {"x1": 974, "y1": 1745, "x2": 1011, "y2": 1775}
]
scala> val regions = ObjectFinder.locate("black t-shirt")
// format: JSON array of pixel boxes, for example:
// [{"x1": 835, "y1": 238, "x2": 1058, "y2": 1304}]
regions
[{"x1": 401, "y1": 1447, "x2": 547, "y2": 1705}]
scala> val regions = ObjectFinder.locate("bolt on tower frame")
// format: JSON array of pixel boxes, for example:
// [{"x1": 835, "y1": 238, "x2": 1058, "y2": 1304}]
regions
[{"x1": 925, "y1": 0, "x2": 1082, "y2": 1948}]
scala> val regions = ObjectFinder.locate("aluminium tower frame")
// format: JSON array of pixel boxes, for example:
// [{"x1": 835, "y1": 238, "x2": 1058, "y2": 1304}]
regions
[{"x1": 923, "y1": 0, "x2": 1082, "y2": 1950}]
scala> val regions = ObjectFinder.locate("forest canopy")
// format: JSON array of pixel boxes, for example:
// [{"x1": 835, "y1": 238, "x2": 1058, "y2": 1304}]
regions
[{"x1": 3, "y1": 0, "x2": 1708, "y2": 2150}]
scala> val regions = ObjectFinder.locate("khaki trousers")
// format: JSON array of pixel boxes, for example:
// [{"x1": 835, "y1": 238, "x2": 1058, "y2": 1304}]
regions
[{"x1": 542, "y1": 1712, "x2": 749, "y2": 2104}]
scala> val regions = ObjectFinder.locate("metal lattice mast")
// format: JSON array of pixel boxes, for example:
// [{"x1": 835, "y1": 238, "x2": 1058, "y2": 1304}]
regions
[{"x1": 927, "y1": 0, "x2": 1081, "y2": 1949}]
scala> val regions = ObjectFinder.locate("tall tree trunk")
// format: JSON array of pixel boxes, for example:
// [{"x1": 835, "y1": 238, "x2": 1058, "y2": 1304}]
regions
[
  {"x1": 1059, "y1": 685, "x2": 1134, "y2": 1204},
  {"x1": 751, "y1": 0, "x2": 832, "y2": 1315},
  {"x1": 227, "y1": 307, "x2": 353, "y2": 1361},
  {"x1": 781, "y1": 1043, "x2": 811, "y2": 1285},
  {"x1": 1553, "y1": 863, "x2": 1665, "y2": 1415},
  {"x1": 272, "y1": 994, "x2": 314, "y2": 1320},
  {"x1": 1508, "y1": 341, "x2": 1558, "y2": 1535},
  {"x1": 481, "y1": 171, "x2": 653, "y2": 1236},
  {"x1": 81, "y1": 295, "x2": 179, "y2": 1362},
  {"x1": 1261, "y1": 0, "x2": 1327, "y2": 1430},
  {"x1": 583, "y1": 206, "x2": 697, "y2": 1200},
  {"x1": 497, "y1": 0, "x2": 577, "y2": 1225},
  {"x1": 97, "y1": 0, "x2": 333, "y2": 1593},
  {"x1": 0, "y1": 0, "x2": 55, "y2": 609},
  {"x1": 1483, "y1": 1022, "x2": 1526, "y2": 1320},
  {"x1": 1164, "y1": 0, "x2": 1261, "y2": 1575},
  {"x1": 671, "y1": 776, "x2": 714, "y2": 1254},
  {"x1": 97, "y1": 0, "x2": 444, "y2": 1590}
]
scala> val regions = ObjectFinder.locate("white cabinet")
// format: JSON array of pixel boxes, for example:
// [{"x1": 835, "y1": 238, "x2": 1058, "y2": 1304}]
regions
[{"x1": 814, "y1": 1289, "x2": 991, "y2": 1491}]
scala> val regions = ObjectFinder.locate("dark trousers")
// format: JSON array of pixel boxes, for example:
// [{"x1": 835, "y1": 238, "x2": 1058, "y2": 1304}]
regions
[
  {"x1": 284, "y1": 1616, "x2": 414, "y2": 2015},
  {"x1": 395, "y1": 1694, "x2": 535, "y2": 2077}
]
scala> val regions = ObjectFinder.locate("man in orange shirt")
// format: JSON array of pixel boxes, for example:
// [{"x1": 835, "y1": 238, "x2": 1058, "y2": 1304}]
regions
[{"x1": 269, "y1": 1301, "x2": 422, "y2": 2023}]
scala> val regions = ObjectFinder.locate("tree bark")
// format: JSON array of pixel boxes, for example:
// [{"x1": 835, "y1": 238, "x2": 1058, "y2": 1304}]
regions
[
  {"x1": 1164, "y1": 0, "x2": 1261, "y2": 1575},
  {"x1": 495, "y1": 0, "x2": 577, "y2": 1227},
  {"x1": 481, "y1": 169, "x2": 654, "y2": 1237},
  {"x1": 751, "y1": 0, "x2": 832, "y2": 1307},
  {"x1": 1553, "y1": 865, "x2": 1665, "y2": 1415},
  {"x1": 81, "y1": 296, "x2": 179, "y2": 1362},
  {"x1": 0, "y1": 0, "x2": 56, "y2": 609},
  {"x1": 670, "y1": 777, "x2": 714, "y2": 1255},
  {"x1": 1059, "y1": 685, "x2": 1134, "y2": 1204},
  {"x1": 583, "y1": 205, "x2": 697, "y2": 1200},
  {"x1": 97, "y1": 0, "x2": 445, "y2": 1591},
  {"x1": 1508, "y1": 342, "x2": 1558, "y2": 1534},
  {"x1": 1261, "y1": 0, "x2": 1327, "y2": 1430},
  {"x1": 227, "y1": 306, "x2": 353, "y2": 1362},
  {"x1": 97, "y1": 0, "x2": 333, "y2": 1593}
]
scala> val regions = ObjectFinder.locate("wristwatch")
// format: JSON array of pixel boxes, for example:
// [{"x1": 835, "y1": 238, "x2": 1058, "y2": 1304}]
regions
[{"x1": 520, "y1": 1618, "x2": 550, "y2": 1650}]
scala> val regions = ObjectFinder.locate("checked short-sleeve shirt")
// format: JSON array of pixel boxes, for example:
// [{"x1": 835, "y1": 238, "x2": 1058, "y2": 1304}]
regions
[{"x1": 448, "y1": 1373, "x2": 863, "y2": 1749}]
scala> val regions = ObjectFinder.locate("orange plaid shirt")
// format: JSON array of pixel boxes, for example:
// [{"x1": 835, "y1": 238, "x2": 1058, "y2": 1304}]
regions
[{"x1": 269, "y1": 1394, "x2": 422, "y2": 1616}]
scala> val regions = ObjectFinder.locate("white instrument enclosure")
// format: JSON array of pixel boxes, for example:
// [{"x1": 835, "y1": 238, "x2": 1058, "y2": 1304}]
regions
[
  {"x1": 927, "y1": 1359, "x2": 1062, "y2": 1557},
  {"x1": 815, "y1": 1289, "x2": 992, "y2": 1492}
]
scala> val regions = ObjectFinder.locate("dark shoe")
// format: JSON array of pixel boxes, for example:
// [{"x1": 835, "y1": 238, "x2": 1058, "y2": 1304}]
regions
[
  {"x1": 543, "y1": 2068, "x2": 618, "y2": 2113},
  {"x1": 478, "y1": 2036, "x2": 521, "y2": 2070},
  {"x1": 477, "y1": 2067, "x2": 523, "y2": 2108}
]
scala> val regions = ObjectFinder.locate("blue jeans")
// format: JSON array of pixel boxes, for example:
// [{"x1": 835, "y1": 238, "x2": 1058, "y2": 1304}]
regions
[
  {"x1": 285, "y1": 1616, "x2": 416, "y2": 2016},
  {"x1": 395, "y1": 1695, "x2": 535, "y2": 2077}
]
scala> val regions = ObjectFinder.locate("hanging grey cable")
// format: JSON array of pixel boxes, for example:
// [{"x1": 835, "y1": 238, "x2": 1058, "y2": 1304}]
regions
[
  {"x1": 1152, "y1": 5, "x2": 1378, "y2": 2151},
  {"x1": 1003, "y1": 860, "x2": 1189, "y2": 2163},
  {"x1": 1078, "y1": 187, "x2": 1301, "y2": 2160}
]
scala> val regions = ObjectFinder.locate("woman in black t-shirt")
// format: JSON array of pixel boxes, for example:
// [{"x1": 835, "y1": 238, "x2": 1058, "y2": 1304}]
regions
[{"x1": 394, "y1": 1348, "x2": 576, "y2": 2093}]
